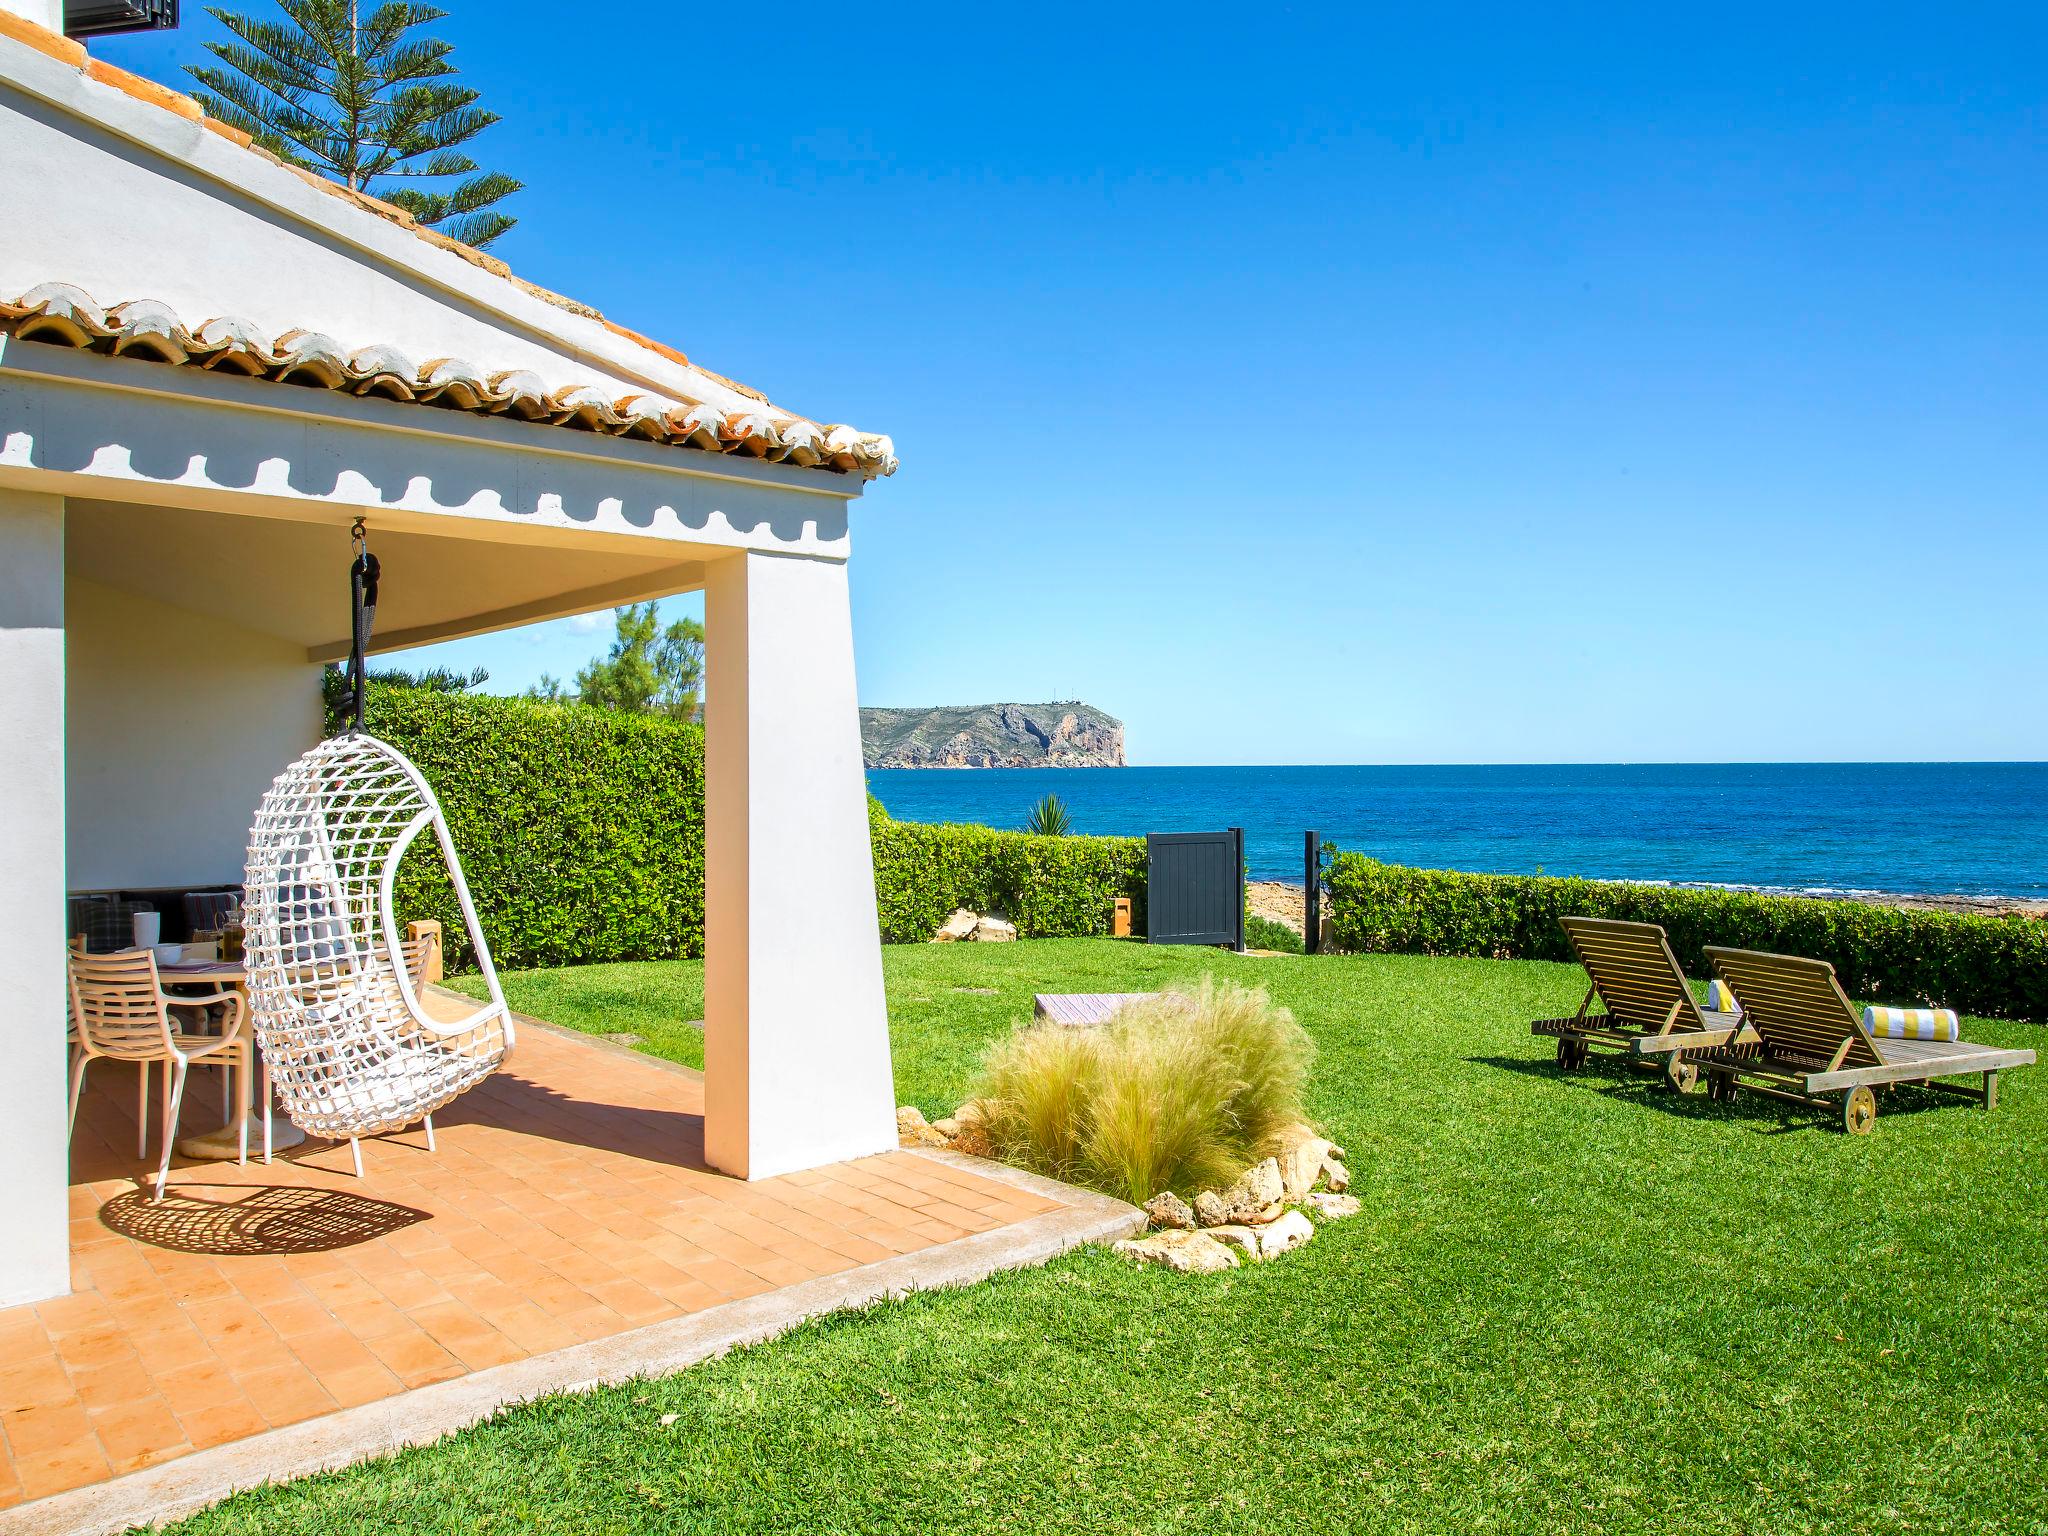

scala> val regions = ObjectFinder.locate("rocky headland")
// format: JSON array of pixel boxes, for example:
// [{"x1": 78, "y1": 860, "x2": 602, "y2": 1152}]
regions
[{"x1": 861, "y1": 702, "x2": 1125, "y2": 769}]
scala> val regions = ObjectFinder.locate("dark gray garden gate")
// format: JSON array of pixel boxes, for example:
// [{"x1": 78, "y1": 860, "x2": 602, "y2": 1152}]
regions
[{"x1": 1145, "y1": 828, "x2": 1244, "y2": 950}]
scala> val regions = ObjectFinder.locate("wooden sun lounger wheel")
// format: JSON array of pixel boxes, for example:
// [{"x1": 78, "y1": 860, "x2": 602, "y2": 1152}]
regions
[{"x1": 1843, "y1": 1086, "x2": 1877, "y2": 1135}]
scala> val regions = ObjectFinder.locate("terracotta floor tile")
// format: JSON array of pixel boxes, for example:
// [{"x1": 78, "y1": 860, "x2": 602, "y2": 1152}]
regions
[
  {"x1": 761, "y1": 1236, "x2": 859, "y2": 1276},
  {"x1": 235, "y1": 1363, "x2": 338, "y2": 1430},
  {"x1": 919, "y1": 1200, "x2": 1001, "y2": 1233},
  {"x1": 361, "y1": 1268, "x2": 453, "y2": 1312},
  {"x1": 285, "y1": 1326, "x2": 380, "y2": 1379},
  {"x1": 741, "y1": 1255, "x2": 816, "y2": 1289},
  {"x1": 584, "y1": 1277, "x2": 670, "y2": 1325},
  {"x1": 489, "y1": 1303, "x2": 581, "y2": 1356},
  {"x1": 410, "y1": 1300, "x2": 525, "y2": 1372},
  {"x1": 320, "y1": 1362, "x2": 403, "y2": 1411},
  {"x1": 88, "y1": 1395, "x2": 191, "y2": 1474},
  {"x1": 153, "y1": 1358, "x2": 245, "y2": 1417},
  {"x1": 14, "y1": 1438, "x2": 112, "y2": 1503},
  {"x1": 360, "y1": 1327, "x2": 465, "y2": 1389},
  {"x1": 30, "y1": 1291, "x2": 115, "y2": 1339},
  {"x1": 816, "y1": 1231, "x2": 897, "y2": 1266},
  {"x1": 129, "y1": 1319, "x2": 228, "y2": 1374},
  {"x1": 67, "y1": 1356, "x2": 156, "y2": 1412},
  {"x1": 0, "y1": 1355, "x2": 75, "y2": 1412},
  {"x1": 4, "y1": 1401, "x2": 96, "y2": 1459},
  {"x1": 174, "y1": 1395, "x2": 268, "y2": 1451}
]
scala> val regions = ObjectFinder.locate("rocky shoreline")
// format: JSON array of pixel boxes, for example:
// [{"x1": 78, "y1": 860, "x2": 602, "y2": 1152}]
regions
[{"x1": 1246, "y1": 879, "x2": 2047, "y2": 938}]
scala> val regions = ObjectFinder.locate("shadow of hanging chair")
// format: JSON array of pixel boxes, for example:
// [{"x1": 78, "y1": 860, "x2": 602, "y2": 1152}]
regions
[
  {"x1": 99, "y1": 1183, "x2": 431, "y2": 1255},
  {"x1": 243, "y1": 733, "x2": 515, "y2": 1176}
]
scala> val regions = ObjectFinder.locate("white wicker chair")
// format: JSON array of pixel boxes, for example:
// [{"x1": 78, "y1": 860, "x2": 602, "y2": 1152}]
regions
[{"x1": 242, "y1": 733, "x2": 514, "y2": 1175}]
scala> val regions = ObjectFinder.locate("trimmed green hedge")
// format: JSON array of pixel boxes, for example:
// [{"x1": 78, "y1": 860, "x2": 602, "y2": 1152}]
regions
[
  {"x1": 870, "y1": 820, "x2": 1148, "y2": 944},
  {"x1": 357, "y1": 685, "x2": 1142, "y2": 963},
  {"x1": 1323, "y1": 851, "x2": 2048, "y2": 1022},
  {"x1": 361, "y1": 683, "x2": 704, "y2": 970}
]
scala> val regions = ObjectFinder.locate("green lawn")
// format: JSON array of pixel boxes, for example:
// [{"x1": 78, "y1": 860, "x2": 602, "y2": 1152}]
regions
[{"x1": 178, "y1": 942, "x2": 2046, "y2": 1535}]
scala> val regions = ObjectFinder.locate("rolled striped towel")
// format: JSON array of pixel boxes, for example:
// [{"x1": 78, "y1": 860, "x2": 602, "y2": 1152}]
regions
[
  {"x1": 1703, "y1": 980, "x2": 1741, "y2": 1015},
  {"x1": 1863, "y1": 1005, "x2": 1959, "y2": 1042}
]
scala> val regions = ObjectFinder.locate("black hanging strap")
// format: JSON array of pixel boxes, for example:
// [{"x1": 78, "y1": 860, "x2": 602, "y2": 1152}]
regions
[{"x1": 343, "y1": 518, "x2": 381, "y2": 734}]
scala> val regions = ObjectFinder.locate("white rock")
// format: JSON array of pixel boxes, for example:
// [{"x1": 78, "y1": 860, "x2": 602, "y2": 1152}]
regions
[
  {"x1": 932, "y1": 909, "x2": 980, "y2": 942},
  {"x1": 969, "y1": 916, "x2": 1018, "y2": 942},
  {"x1": 1257, "y1": 1210, "x2": 1315, "y2": 1258},
  {"x1": 1306, "y1": 1192, "x2": 1361, "y2": 1220},
  {"x1": 1113, "y1": 1229, "x2": 1238, "y2": 1274},
  {"x1": 1206, "y1": 1224, "x2": 1262, "y2": 1262},
  {"x1": 1319, "y1": 1154, "x2": 1351, "y2": 1194}
]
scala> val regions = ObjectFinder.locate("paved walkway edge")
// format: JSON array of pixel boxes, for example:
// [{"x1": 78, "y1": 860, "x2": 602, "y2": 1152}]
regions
[{"x1": 3, "y1": 1165, "x2": 1142, "y2": 1536}]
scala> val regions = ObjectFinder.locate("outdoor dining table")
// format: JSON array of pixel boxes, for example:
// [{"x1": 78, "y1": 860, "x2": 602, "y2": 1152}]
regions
[{"x1": 160, "y1": 957, "x2": 309, "y2": 1159}]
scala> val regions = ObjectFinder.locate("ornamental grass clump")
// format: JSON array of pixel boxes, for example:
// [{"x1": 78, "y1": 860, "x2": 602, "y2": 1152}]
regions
[{"x1": 974, "y1": 978, "x2": 1314, "y2": 1205}]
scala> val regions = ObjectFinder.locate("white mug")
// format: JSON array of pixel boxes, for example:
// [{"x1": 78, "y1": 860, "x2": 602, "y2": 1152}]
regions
[{"x1": 131, "y1": 911, "x2": 162, "y2": 949}]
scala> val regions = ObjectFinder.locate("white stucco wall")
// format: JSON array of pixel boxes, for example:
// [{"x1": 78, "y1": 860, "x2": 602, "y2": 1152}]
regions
[
  {"x1": 65, "y1": 576, "x2": 320, "y2": 892},
  {"x1": 2, "y1": 3, "x2": 63, "y2": 31},
  {"x1": 0, "y1": 487, "x2": 71, "y2": 1305}
]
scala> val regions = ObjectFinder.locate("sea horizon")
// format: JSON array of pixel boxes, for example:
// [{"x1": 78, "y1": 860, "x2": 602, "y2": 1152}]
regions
[{"x1": 867, "y1": 761, "x2": 2048, "y2": 901}]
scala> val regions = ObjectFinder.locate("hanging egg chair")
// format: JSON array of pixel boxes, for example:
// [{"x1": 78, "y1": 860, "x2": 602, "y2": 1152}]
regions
[
  {"x1": 242, "y1": 732, "x2": 514, "y2": 1157},
  {"x1": 241, "y1": 522, "x2": 511, "y2": 1169}
]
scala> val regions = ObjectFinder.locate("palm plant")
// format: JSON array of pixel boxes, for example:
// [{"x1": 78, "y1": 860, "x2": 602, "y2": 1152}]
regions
[
  {"x1": 187, "y1": 2, "x2": 521, "y2": 249},
  {"x1": 1025, "y1": 793, "x2": 1071, "y2": 837}
]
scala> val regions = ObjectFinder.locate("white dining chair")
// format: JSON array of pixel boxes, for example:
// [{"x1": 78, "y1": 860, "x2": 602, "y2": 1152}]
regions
[{"x1": 66, "y1": 948, "x2": 258, "y2": 1200}]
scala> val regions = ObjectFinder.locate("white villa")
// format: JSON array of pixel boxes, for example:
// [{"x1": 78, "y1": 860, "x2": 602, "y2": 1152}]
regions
[{"x1": 0, "y1": 0, "x2": 903, "y2": 1316}]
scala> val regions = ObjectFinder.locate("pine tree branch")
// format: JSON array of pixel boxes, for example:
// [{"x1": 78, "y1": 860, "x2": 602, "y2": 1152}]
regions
[{"x1": 198, "y1": 1, "x2": 520, "y2": 241}]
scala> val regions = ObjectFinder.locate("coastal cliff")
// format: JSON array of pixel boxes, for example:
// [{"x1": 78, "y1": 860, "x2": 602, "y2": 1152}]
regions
[{"x1": 861, "y1": 702, "x2": 1125, "y2": 769}]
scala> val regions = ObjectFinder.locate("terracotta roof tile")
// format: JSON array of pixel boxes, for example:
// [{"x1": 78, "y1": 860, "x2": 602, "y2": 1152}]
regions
[
  {"x1": 600, "y1": 317, "x2": 690, "y2": 369},
  {"x1": 84, "y1": 55, "x2": 200, "y2": 120},
  {"x1": 0, "y1": 282, "x2": 897, "y2": 478},
  {"x1": 0, "y1": 13, "x2": 893, "y2": 477}
]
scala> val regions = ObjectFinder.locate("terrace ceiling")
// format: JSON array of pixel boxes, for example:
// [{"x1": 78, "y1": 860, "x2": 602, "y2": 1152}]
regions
[{"x1": 63, "y1": 497, "x2": 706, "y2": 659}]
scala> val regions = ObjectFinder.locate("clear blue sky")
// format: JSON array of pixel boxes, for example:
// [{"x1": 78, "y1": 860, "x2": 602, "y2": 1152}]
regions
[{"x1": 101, "y1": 4, "x2": 2047, "y2": 765}]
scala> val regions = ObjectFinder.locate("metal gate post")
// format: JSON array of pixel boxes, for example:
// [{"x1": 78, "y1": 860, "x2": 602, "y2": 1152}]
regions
[
  {"x1": 1233, "y1": 826, "x2": 1246, "y2": 953},
  {"x1": 1304, "y1": 830, "x2": 1320, "y2": 955}
]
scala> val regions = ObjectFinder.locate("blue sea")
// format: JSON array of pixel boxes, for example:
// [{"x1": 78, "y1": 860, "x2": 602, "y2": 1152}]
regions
[{"x1": 866, "y1": 763, "x2": 2048, "y2": 900}]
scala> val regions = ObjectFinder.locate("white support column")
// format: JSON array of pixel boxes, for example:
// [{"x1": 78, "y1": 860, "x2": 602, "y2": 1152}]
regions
[
  {"x1": 703, "y1": 550, "x2": 896, "y2": 1180},
  {"x1": 0, "y1": 489, "x2": 71, "y2": 1304}
]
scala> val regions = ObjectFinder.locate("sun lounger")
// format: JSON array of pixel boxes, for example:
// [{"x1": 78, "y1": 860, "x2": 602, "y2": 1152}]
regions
[
  {"x1": 1673, "y1": 946, "x2": 2037, "y2": 1133},
  {"x1": 1533, "y1": 916, "x2": 1754, "y2": 1076}
]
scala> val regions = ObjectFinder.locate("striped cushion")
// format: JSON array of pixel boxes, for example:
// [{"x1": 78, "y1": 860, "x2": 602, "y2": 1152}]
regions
[
  {"x1": 1863, "y1": 1005, "x2": 1959, "y2": 1042},
  {"x1": 1703, "y1": 980, "x2": 1741, "y2": 1015}
]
